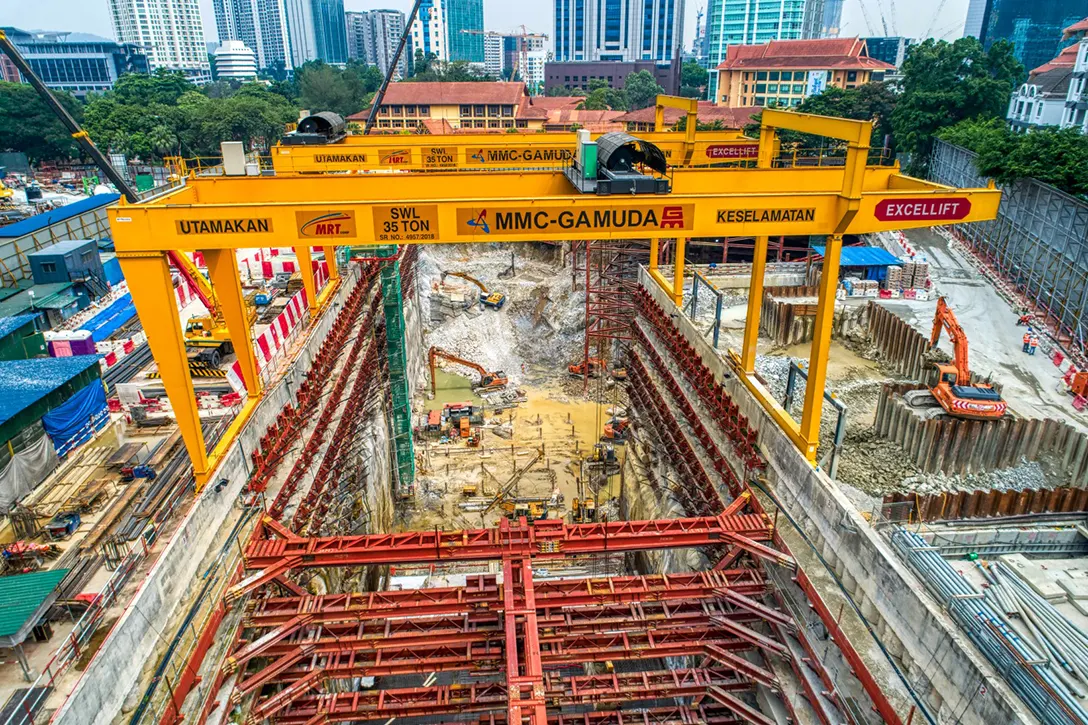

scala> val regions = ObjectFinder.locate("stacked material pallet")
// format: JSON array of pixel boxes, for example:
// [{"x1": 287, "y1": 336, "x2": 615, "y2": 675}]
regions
[{"x1": 884, "y1": 265, "x2": 903, "y2": 290}]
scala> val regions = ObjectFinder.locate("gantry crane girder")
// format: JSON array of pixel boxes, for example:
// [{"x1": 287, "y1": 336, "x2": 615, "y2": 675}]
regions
[
  {"x1": 108, "y1": 108, "x2": 1000, "y2": 487},
  {"x1": 271, "y1": 129, "x2": 760, "y2": 173}
]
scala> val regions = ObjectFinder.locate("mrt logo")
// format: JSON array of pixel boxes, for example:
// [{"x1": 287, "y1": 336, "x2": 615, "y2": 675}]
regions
[{"x1": 660, "y1": 206, "x2": 685, "y2": 229}]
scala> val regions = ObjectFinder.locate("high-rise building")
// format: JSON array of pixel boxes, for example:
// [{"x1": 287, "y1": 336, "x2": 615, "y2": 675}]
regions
[
  {"x1": 410, "y1": 0, "x2": 448, "y2": 61},
  {"x1": 345, "y1": 11, "x2": 374, "y2": 61},
  {"x1": 963, "y1": 0, "x2": 987, "y2": 38},
  {"x1": 552, "y1": 0, "x2": 685, "y2": 62},
  {"x1": 446, "y1": 0, "x2": 484, "y2": 62},
  {"x1": 370, "y1": 10, "x2": 408, "y2": 78},
  {"x1": 107, "y1": 0, "x2": 210, "y2": 82},
  {"x1": 0, "y1": 27, "x2": 150, "y2": 97},
  {"x1": 821, "y1": 0, "x2": 844, "y2": 37},
  {"x1": 973, "y1": 0, "x2": 1086, "y2": 72},
  {"x1": 213, "y1": 0, "x2": 292, "y2": 70},
  {"x1": 213, "y1": 40, "x2": 259, "y2": 77},
  {"x1": 863, "y1": 36, "x2": 913, "y2": 67},
  {"x1": 484, "y1": 32, "x2": 504, "y2": 76},
  {"x1": 704, "y1": 0, "x2": 824, "y2": 99},
  {"x1": 286, "y1": 0, "x2": 348, "y2": 65}
]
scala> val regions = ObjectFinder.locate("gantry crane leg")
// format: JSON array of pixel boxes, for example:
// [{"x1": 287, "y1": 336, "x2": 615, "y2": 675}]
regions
[{"x1": 118, "y1": 252, "x2": 211, "y2": 479}]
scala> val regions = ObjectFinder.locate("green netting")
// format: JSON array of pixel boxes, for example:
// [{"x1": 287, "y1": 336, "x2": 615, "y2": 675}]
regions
[{"x1": 380, "y1": 262, "x2": 415, "y2": 487}]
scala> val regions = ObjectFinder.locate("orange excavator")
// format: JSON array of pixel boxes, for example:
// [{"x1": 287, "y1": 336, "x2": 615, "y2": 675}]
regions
[
  {"x1": 428, "y1": 346, "x2": 508, "y2": 396},
  {"x1": 905, "y1": 297, "x2": 1007, "y2": 420}
]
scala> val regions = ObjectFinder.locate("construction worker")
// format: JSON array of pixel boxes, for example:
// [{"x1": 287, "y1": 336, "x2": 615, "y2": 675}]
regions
[
  {"x1": 1022, "y1": 330, "x2": 1032, "y2": 353},
  {"x1": 1029, "y1": 333, "x2": 1039, "y2": 356}
]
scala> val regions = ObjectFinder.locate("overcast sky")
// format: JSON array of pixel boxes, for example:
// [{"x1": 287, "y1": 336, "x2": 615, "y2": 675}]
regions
[{"x1": 3, "y1": 0, "x2": 971, "y2": 52}]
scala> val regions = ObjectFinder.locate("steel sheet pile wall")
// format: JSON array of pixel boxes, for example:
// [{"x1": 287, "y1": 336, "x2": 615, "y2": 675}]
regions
[
  {"x1": 874, "y1": 383, "x2": 1088, "y2": 485},
  {"x1": 891, "y1": 528, "x2": 1088, "y2": 725},
  {"x1": 883, "y1": 486, "x2": 1088, "y2": 523},
  {"x1": 930, "y1": 141, "x2": 1088, "y2": 357}
]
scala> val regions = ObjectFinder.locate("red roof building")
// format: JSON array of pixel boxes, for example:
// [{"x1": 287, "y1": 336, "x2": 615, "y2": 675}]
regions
[
  {"x1": 613, "y1": 102, "x2": 759, "y2": 132},
  {"x1": 347, "y1": 82, "x2": 550, "y2": 131},
  {"x1": 713, "y1": 37, "x2": 894, "y2": 109}
]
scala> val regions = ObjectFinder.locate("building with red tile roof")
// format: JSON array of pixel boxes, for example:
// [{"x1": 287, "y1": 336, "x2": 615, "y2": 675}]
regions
[
  {"x1": 713, "y1": 37, "x2": 893, "y2": 109},
  {"x1": 613, "y1": 102, "x2": 759, "y2": 132},
  {"x1": 346, "y1": 82, "x2": 550, "y2": 131}
]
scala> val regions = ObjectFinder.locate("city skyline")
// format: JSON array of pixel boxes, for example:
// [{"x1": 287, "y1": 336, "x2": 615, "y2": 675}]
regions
[{"x1": 5, "y1": 0, "x2": 973, "y2": 57}]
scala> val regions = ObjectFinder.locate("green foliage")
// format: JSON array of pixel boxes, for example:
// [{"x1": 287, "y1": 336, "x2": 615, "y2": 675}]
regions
[
  {"x1": 624, "y1": 70, "x2": 664, "y2": 110},
  {"x1": 578, "y1": 78, "x2": 628, "y2": 111},
  {"x1": 0, "y1": 81, "x2": 84, "y2": 163},
  {"x1": 674, "y1": 117, "x2": 726, "y2": 131},
  {"x1": 891, "y1": 37, "x2": 1023, "y2": 174},
  {"x1": 407, "y1": 58, "x2": 496, "y2": 83},
  {"x1": 111, "y1": 68, "x2": 195, "y2": 105},
  {"x1": 295, "y1": 60, "x2": 382, "y2": 117},
  {"x1": 680, "y1": 61, "x2": 708, "y2": 98},
  {"x1": 81, "y1": 79, "x2": 297, "y2": 160},
  {"x1": 937, "y1": 119, "x2": 1088, "y2": 197},
  {"x1": 742, "y1": 82, "x2": 898, "y2": 156},
  {"x1": 547, "y1": 84, "x2": 585, "y2": 97}
]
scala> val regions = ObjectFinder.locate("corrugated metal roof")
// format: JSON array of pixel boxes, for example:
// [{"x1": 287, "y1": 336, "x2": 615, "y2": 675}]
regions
[
  {"x1": 0, "y1": 315, "x2": 38, "y2": 340},
  {"x1": 0, "y1": 569, "x2": 70, "y2": 638},
  {"x1": 0, "y1": 283, "x2": 75, "y2": 318},
  {"x1": 0, "y1": 356, "x2": 101, "y2": 427},
  {"x1": 811, "y1": 245, "x2": 900, "y2": 267},
  {"x1": 26, "y1": 239, "x2": 96, "y2": 258},
  {"x1": 0, "y1": 194, "x2": 119, "y2": 239}
]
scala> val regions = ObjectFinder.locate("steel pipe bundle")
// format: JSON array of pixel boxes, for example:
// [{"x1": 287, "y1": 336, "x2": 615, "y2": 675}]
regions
[{"x1": 891, "y1": 528, "x2": 1088, "y2": 724}]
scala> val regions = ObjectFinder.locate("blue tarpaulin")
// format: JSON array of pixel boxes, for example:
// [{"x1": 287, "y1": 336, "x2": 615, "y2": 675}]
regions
[
  {"x1": 41, "y1": 382, "x2": 108, "y2": 457},
  {"x1": 0, "y1": 194, "x2": 119, "y2": 239},
  {"x1": 810, "y1": 245, "x2": 900, "y2": 267},
  {"x1": 82, "y1": 294, "x2": 135, "y2": 342}
]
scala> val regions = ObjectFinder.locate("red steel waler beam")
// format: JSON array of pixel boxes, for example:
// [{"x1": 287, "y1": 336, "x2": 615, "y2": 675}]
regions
[
  {"x1": 275, "y1": 668, "x2": 754, "y2": 725},
  {"x1": 244, "y1": 569, "x2": 767, "y2": 627},
  {"x1": 240, "y1": 513, "x2": 770, "y2": 572}
]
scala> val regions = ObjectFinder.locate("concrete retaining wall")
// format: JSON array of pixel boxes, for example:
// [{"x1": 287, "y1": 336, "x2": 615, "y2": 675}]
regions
[
  {"x1": 638, "y1": 267, "x2": 1034, "y2": 724},
  {"x1": 54, "y1": 266, "x2": 364, "y2": 725}
]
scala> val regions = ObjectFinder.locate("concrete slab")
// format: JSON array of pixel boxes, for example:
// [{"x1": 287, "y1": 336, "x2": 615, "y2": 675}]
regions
[
  {"x1": 1058, "y1": 576, "x2": 1088, "y2": 601},
  {"x1": 1000, "y1": 553, "x2": 1074, "y2": 603}
]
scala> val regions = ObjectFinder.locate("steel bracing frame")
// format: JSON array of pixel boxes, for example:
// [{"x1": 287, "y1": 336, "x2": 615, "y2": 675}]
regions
[{"x1": 221, "y1": 511, "x2": 793, "y2": 725}]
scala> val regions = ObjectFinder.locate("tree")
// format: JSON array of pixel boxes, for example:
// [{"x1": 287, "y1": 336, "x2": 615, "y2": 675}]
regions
[
  {"x1": 624, "y1": 70, "x2": 664, "y2": 110},
  {"x1": 790, "y1": 82, "x2": 899, "y2": 154},
  {"x1": 936, "y1": 118, "x2": 1088, "y2": 197},
  {"x1": 111, "y1": 68, "x2": 195, "y2": 106},
  {"x1": 891, "y1": 37, "x2": 1023, "y2": 174},
  {"x1": 680, "y1": 61, "x2": 708, "y2": 99},
  {"x1": 407, "y1": 59, "x2": 496, "y2": 83},
  {"x1": 577, "y1": 78, "x2": 628, "y2": 111},
  {"x1": 0, "y1": 82, "x2": 83, "y2": 163},
  {"x1": 547, "y1": 85, "x2": 585, "y2": 97}
]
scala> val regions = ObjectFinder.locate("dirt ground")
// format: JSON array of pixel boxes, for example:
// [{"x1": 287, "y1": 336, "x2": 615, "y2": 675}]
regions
[{"x1": 403, "y1": 244, "x2": 627, "y2": 533}]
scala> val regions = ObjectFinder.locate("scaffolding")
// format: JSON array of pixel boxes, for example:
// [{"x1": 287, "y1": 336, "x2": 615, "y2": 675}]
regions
[{"x1": 380, "y1": 261, "x2": 415, "y2": 490}]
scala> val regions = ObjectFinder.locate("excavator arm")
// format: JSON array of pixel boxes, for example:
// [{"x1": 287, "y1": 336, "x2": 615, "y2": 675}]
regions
[
  {"x1": 429, "y1": 346, "x2": 506, "y2": 395},
  {"x1": 930, "y1": 297, "x2": 970, "y2": 379},
  {"x1": 440, "y1": 271, "x2": 488, "y2": 294}
]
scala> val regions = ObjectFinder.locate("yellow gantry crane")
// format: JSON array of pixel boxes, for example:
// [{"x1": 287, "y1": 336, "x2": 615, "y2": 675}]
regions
[
  {"x1": 108, "y1": 106, "x2": 1000, "y2": 489},
  {"x1": 270, "y1": 97, "x2": 761, "y2": 173}
]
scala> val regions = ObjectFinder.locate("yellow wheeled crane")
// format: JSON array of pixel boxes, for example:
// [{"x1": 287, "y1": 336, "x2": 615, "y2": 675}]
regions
[{"x1": 440, "y1": 271, "x2": 506, "y2": 309}]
